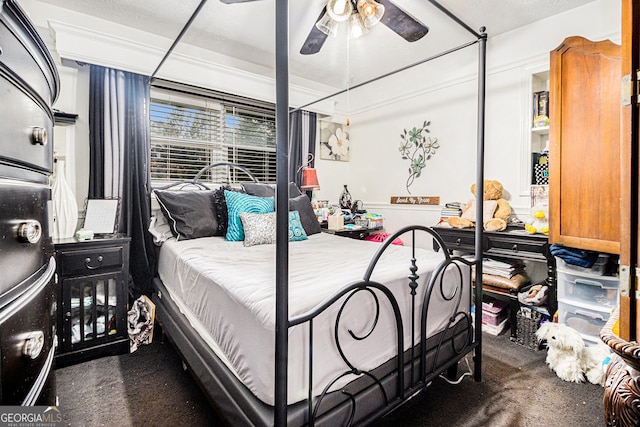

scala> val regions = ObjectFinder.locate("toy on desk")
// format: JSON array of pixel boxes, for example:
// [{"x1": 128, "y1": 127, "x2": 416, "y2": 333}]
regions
[
  {"x1": 364, "y1": 213, "x2": 384, "y2": 229},
  {"x1": 447, "y1": 180, "x2": 512, "y2": 232},
  {"x1": 524, "y1": 205, "x2": 549, "y2": 235}
]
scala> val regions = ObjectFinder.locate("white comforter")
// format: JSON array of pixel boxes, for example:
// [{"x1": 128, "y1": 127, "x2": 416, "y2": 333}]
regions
[{"x1": 158, "y1": 232, "x2": 469, "y2": 405}]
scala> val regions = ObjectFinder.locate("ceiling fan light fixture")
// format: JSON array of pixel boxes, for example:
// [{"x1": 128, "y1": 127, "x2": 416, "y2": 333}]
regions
[
  {"x1": 349, "y1": 12, "x2": 368, "y2": 39},
  {"x1": 316, "y1": 12, "x2": 339, "y2": 36},
  {"x1": 356, "y1": 0, "x2": 385, "y2": 28},
  {"x1": 326, "y1": 0, "x2": 353, "y2": 22}
]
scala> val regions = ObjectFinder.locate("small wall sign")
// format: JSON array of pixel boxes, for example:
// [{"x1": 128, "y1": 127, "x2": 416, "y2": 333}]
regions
[{"x1": 390, "y1": 196, "x2": 440, "y2": 205}]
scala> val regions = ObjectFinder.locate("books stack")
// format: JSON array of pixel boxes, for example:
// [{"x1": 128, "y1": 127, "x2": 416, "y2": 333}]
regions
[
  {"x1": 440, "y1": 202, "x2": 463, "y2": 223},
  {"x1": 532, "y1": 90, "x2": 550, "y2": 128},
  {"x1": 482, "y1": 258, "x2": 526, "y2": 279}
]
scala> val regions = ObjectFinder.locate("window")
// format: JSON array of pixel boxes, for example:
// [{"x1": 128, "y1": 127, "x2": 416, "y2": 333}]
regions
[{"x1": 149, "y1": 81, "x2": 276, "y2": 186}]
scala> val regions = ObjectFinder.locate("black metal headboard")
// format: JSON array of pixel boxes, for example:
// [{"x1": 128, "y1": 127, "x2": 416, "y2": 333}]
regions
[{"x1": 156, "y1": 162, "x2": 259, "y2": 190}]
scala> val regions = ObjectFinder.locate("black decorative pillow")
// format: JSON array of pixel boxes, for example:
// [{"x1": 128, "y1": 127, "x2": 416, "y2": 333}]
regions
[
  {"x1": 154, "y1": 190, "x2": 219, "y2": 240},
  {"x1": 289, "y1": 194, "x2": 321, "y2": 235},
  {"x1": 212, "y1": 186, "x2": 245, "y2": 235},
  {"x1": 242, "y1": 182, "x2": 303, "y2": 198}
]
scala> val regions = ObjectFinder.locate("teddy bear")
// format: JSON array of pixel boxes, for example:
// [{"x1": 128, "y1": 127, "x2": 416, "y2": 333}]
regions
[
  {"x1": 525, "y1": 205, "x2": 549, "y2": 235},
  {"x1": 447, "y1": 180, "x2": 512, "y2": 232}
]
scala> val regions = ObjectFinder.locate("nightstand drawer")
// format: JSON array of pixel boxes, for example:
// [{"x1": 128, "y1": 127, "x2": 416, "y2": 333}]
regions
[{"x1": 59, "y1": 246, "x2": 124, "y2": 276}]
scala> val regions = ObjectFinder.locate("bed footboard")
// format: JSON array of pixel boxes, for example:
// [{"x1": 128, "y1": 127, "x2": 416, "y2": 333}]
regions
[{"x1": 288, "y1": 225, "x2": 480, "y2": 426}]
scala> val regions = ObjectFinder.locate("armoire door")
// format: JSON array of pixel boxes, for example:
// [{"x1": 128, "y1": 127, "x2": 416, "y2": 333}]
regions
[
  {"x1": 549, "y1": 36, "x2": 621, "y2": 255},
  {"x1": 619, "y1": 0, "x2": 640, "y2": 342}
]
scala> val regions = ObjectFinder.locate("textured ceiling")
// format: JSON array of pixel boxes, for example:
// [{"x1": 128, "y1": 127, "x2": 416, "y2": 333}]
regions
[{"x1": 36, "y1": 0, "x2": 597, "y2": 88}]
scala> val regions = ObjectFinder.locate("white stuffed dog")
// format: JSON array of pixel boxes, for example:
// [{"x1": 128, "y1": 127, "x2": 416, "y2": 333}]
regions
[{"x1": 535, "y1": 322, "x2": 611, "y2": 386}]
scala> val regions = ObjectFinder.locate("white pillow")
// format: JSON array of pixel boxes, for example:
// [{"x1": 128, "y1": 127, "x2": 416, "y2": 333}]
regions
[{"x1": 148, "y1": 214, "x2": 173, "y2": 245}]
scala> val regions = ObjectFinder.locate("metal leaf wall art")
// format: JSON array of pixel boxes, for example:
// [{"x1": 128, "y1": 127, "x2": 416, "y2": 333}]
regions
[{"x1": 398, "y1": 120, "x2": 439, "y2": 194}]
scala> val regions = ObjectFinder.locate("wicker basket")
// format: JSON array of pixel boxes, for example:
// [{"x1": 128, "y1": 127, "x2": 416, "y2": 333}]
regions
[{"x1": 515, "y1": 306, "x2": 550, "y2": 350}]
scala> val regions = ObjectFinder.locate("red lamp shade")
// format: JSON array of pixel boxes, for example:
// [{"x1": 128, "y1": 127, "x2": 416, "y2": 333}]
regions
[{"x1": 300, "y1": 167, "x2": 320, "y2": 190}]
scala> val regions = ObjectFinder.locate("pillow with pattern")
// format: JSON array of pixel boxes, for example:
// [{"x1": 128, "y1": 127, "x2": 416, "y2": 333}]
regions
[
  {"x1": 240, "y1": 211, "x2": 276, "y2": 247},
  {"x1": 288, "y1": 210, "x2": 308, "y2": 242},
  {"x1": 225, "y1": 190, "x2": 274, "y2": 241},
  {"x1": 240, "y1": 211, "x2": 308, "y2": 247}
]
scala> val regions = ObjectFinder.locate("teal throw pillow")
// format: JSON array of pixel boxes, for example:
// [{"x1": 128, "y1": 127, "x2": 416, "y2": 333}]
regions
[
  {"x1": 225, "y1": 190, "x2": 274, "y2": 241},
  {"x1": 288, "y1": 210, "x2": 308, "y2": 242}
]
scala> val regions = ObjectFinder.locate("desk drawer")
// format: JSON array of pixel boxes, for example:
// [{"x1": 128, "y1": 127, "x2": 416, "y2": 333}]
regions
[
  {"x1": 486, "y1": 234, "x2": 547, "y2": 260},
  {"x1": 59, "y1": 246, "x2": 124, "y2": 276},
  {"x1": 433, "y1": 229, "x2": 476, "y2": 251}
]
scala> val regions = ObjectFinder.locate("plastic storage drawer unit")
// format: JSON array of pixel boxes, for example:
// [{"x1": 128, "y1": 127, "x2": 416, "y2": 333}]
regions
[
  {"x1": 556, "y1": 255, "x2": 610, "y2": 276},
  {"x1": 556, "y1": 268, "x2": 619, "y2": 311},
  {"x1": 557, "y1": 301, "x2": 609, "y2": 345}
]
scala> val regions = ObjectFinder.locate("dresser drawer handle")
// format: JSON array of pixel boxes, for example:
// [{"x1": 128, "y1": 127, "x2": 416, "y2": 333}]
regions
[
  {"x1": 85, "y1": 255, "x2": 104, "y2": 270},
  {"x1": 32, "y1": 126, "x2": 48, "y2": 146},
  {"x1": 17, "y1": 220, "x2": 42, "y2": 244},
  {"x1": 22, "y1": 331, "x2": 44, "y2": 360},
  {"x1": 511, "y1": 244, "x2": 518, "y2": 252}
]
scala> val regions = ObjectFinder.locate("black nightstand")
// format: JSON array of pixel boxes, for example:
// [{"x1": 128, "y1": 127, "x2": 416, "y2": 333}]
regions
[{"x1": 53, "y1": 235, "x2": 130, "y2": 366}]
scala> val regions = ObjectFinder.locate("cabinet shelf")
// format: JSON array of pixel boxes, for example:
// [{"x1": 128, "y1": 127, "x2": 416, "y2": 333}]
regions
[{"x1": 531, "y1": 126, "x2": 549, "y2": 134}]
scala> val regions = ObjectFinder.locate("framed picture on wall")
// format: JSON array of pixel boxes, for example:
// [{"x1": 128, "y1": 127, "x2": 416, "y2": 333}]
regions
[{"x1": 319, "y1": 120, "x2": 350, "y2": 161}]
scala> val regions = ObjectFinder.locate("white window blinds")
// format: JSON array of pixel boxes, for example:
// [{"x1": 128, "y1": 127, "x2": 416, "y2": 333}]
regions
[{"x1": 150, "y1": 82, "x2": 276, "y2": 186}]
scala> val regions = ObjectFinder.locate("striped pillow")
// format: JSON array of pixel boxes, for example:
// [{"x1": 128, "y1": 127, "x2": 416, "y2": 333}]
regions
[{"x1": 224, "y1": 190, "x2": 274, "y2": 241}]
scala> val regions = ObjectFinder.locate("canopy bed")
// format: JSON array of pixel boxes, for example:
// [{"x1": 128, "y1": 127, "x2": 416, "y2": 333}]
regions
[{"x1": 148, "y1": 1, "x2": 488, "y2": 425}]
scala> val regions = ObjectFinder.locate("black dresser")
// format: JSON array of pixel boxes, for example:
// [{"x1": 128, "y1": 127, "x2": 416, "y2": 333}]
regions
[{"x1": 0, "y1": 0, "x2": 59, "y2": 405}]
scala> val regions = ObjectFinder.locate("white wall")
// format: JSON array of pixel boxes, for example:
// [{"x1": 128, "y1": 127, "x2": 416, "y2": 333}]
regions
[
  {"x1": 314, "y1": 0, "x2": 620, "y2": 232},
  {"x1": 22, "y1": 0, "x2": 621, "y2": 236}
]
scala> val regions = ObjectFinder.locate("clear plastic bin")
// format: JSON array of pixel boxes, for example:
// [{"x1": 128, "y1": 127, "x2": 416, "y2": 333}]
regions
[
  {"x1": 556, "y1": 268, "x2": 619, "y2": 311},
  {"x1": 557, "y1": 301, "x2": 610, "y2": 345},
  {"x1": 555, "y1": 255, "x2": 609, "y2": 276}
]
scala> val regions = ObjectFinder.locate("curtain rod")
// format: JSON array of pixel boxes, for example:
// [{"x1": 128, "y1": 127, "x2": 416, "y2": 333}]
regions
[
  {"x1": 291, "y1": 38, "x2": 480, "y2": 113},
  {"x1": 150, "y1": 0, "x2": 208, "y2": 81}
]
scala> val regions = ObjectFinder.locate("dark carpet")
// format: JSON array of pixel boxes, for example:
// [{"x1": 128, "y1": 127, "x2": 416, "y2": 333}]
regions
[{"x1": 55, "y1": 331, "x2": 604, "y2": 426}]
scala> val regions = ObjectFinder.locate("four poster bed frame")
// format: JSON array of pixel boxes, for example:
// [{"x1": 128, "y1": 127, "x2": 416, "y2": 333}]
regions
[{"x1": 149, "y1": 1, "x2": 488, "y2": 425}]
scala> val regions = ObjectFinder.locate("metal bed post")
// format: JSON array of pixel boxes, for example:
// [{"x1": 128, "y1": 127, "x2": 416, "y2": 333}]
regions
[
  {"x1": 474, "y1": 28, "x2": 488, "y2": 383},
  {"x1": 274, "y1": 0, "x2": 289, "y2": 425}
]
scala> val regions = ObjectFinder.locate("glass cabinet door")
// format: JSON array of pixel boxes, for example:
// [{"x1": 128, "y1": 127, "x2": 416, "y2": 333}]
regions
[{"x1": 62, "y1": 272, "x2": 124, "y2": 350}]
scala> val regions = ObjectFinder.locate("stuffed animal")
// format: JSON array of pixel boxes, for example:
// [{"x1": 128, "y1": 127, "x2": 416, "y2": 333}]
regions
[
  {"x1": 525, "y1": 205, "x2": 549, "y2": 235},
  {"x1": 447, "y1": 180, "x2": 512, "y2": 232},
  {"x1": 535, "y1": 322, "x2": 611, "y2": 386}
]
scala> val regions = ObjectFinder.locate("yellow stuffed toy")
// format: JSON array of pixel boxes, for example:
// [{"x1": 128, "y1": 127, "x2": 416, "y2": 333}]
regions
[
  {"x1": 447, "y1": 180, "x2": 512, "y2": 232},
  {"x1": 525, "y1": 205, "x2": 549, "y2": 235}
]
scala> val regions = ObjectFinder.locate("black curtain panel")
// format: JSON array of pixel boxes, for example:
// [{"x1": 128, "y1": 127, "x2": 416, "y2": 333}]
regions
[
  {"x1": 88, "y1": 65, "x2": 156, "y2": 297},
  {"x1": 288, "y1": 110, "x2": 317, "y2": 193},
  {"x1": 88, "y1": 66, "x2": 106, "y2": 199}
]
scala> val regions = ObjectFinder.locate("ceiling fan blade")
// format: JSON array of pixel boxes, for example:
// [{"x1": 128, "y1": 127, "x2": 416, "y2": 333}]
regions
[
  {"x1": 300, "y1": 8, "x2": 329, "y2": 55},
  {"x1": 378, "y1": 0, "x2": 429, "y2": 42}
]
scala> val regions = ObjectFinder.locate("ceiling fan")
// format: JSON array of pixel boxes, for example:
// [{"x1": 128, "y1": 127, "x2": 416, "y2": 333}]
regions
[{"x1": 218, "y1": 0, "x2": 429, "y2": 56}]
